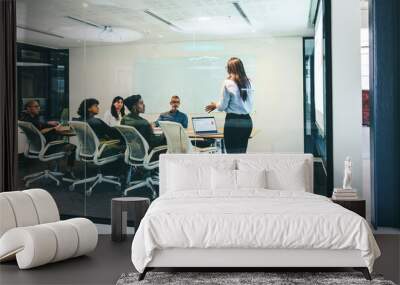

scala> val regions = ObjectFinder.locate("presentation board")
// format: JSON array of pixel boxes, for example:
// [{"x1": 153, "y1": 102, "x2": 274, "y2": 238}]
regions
[{"x1": 133, "y1": 56, "x2": 255, "y2": 114}]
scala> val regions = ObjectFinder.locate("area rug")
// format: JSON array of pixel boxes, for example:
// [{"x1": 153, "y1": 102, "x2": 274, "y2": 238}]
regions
[{"x1": 116, "y1": 272, "x2": 396, "y2": 285}]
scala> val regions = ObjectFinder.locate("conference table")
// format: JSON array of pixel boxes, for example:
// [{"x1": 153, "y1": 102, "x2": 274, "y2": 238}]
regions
[
  {"x1": 154, "y1": 127, "x2": 259, "y2": 153},
  {"x1": 154, "y1": 127, "x2": 259, "y2": 139},
  {"x1": 60, "y1": 125, "x2": 259, "y2": 153}
]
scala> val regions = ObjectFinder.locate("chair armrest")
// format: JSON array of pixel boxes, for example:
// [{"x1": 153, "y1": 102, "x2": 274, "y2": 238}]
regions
[
  {"x1": 46, "y1": 140, "x2": 66, "y2": 146},
  {"x1": 99, "y1": 139, "x2": 120, "y2": 146},
  {"x1": 145, "y1": 145, "x2": 168, "y2": 165},
  {"x1": 40, "y1": 140, "x2": 67, "y2": 159},
  {"x1": 151, "y1": 145, "x2": 168, "y2": 153},
  {"x1": 97, "y1": 140, "x2": 122, "y2": 158}
]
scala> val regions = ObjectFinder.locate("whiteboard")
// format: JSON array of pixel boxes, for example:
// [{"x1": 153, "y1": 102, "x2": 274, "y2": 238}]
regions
[{"x1": 133, "y1": 56, "x2": 255, "y2": 114}]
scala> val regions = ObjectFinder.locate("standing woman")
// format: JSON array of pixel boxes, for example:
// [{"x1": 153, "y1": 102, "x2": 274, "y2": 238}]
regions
[
  {"x1": 205, "y1": 57, "x2": 253, "y2": 153},
  {"x1": 103, "y1": 96, "x2": 125, "y2": 126}
]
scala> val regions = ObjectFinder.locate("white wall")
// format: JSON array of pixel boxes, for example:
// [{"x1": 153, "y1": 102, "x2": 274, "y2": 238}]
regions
[
  {"x1": 331, "y1": 1, "x2": 365, "y2": 213},
  {"x1": 69, "y1": 38, "x2": 304, "y2": 153}
]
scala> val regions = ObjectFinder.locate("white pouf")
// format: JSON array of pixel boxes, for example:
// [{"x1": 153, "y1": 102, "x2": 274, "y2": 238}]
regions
[{"x1": 0, "y1": 189, "x2": 98, "y2": 269}]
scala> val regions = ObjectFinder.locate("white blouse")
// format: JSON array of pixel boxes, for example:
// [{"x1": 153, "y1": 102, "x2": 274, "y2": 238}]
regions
[{"x1": 103, "y1": 110, "x2": 122, "y2": 126}]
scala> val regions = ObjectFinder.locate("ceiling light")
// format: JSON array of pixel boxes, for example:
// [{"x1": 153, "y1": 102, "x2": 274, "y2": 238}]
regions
[
  {"x1": 176, "y1": 16, "x2": 252, "y2": 35},
  {"x1": 86, "y1": 0, "x2": 120, "y2": 7},
  {"x1": 232, "y1": 2, "x2": 252, "y2": 26},
  {"x1": 66, "y1": 16, "x2": 101, "y2": 29},
  {"x1": 144, "y1": 10, "x2": 182, "y2": 31},
  {"x1": 198, "y1": 17, "x2": 211, "y2": 22},
  {"x1": 17, "y1": 26, "x2": 64, "y2": 39},
  {"x1": 63, "y1": 16, "x2": 142, "y2": 43},
  {"x1": 55, "y1": 25, "x2": 142, "y2": 43}
]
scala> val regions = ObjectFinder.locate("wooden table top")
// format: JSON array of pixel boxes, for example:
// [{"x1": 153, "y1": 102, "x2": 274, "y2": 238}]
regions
[
  {"x1": 187, "y1": 129, "x2": 260, "y2": 139},
  {"x1": 154, "y1": 127, "x2": 259, "y2": 139}
]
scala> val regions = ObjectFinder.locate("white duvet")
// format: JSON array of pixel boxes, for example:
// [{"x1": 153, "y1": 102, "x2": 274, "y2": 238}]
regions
[{"x1": 131, "y1": 190, "x2": 380, "y2": 273}]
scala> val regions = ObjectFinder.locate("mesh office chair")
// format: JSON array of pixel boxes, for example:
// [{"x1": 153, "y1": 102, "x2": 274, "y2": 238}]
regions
[
  {"x1": 18, "y1": 121, "x2": 66, "y2": 187},
  {"x1": 115, "y1": 125, "x2": 167, "y2": 198},
  {"x1": 159, "y1": 121, "x2": 217, "y2": 154},
  {"x1": 69, "y1": 121, "x2": 122, "y2": 196}
]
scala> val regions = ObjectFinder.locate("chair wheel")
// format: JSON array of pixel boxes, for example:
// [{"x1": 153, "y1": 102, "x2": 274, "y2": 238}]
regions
[
  {"x1": 85, "y1": 190, "x2": 92, "y2": 197},
  {"x1": 69, "y1": 185, "x2": 75, "y2": 191},
  {"x1": 116, "y1": 185, "x2": 121, "y2": 191}
]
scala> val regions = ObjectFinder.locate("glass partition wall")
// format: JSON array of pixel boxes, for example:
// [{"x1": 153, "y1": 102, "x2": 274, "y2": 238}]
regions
[{"x1": 16, "y1": 0, "x2": 322, "y2": 223}]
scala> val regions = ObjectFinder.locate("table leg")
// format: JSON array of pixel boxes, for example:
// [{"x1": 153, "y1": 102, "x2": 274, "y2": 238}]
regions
[
  {"x1": 111, "y1": 201, "x2": 127, "y2": 241},
  {"x1": 221, "y1": 138, "x2": 226, "y2": 153},
  {"x1": 126, "y1": 166, "x2": 132, "y2": 186},
  {"x1": 129, "y1": 201, "x2": 149, "y2": 234}
]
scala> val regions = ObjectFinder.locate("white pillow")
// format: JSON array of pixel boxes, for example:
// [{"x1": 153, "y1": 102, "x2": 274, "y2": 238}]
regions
[
  {"x1": 168, "y1": 163, "x2": 210, "y2": 191},
  {"x1": 265, "y1": 162, "x2": 306, "y2": 191},
  {"x1": 211, "y1": 169, "x2": 268, "y2": 190},
  {"x1": 167, "y1": 160, "x2": 236, "y2": 192},
  {"x1": 236, "y1": 169, "x2": 267, "y2": 189},
  {"x1": 238, "y1": 159, "x2": 308, "y2": 191},
  {"x1": 211, "y1": 168, "x2": 237, "y2": 190}
]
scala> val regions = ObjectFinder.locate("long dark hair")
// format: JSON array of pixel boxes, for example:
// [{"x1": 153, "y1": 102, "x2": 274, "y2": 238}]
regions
[
  {"x1": 226, "y1": 57, "x2": 250, "y2": 101},
  {"x1": 77, "y1": 98, "x2": 99, "y2": 118},
  {"x1": 110, "y1": 96, "x2": 125, "y2": 120}
]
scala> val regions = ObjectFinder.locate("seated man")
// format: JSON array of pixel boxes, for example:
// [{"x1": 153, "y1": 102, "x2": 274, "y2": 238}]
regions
[
  {"x1": 122, "y1": 94, "x2": 166, "y2": 150},
  {"x1": 20, "y1": 100, "x2": 61, "y2": 141},
  {"x1": 20, "y1": 100, "x2": 76, "y2": 178},
  {"x1": 154, "y1": 95, "x2": 214, "y2": 148},
  {"x1": 155, "y1": 95, "x2": 188, "y2": 128}
]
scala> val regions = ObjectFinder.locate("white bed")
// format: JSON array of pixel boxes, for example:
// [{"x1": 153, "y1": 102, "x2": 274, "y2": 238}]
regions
[{"x1": 131, "y1": 154, "x2": 380, "y2": 280}]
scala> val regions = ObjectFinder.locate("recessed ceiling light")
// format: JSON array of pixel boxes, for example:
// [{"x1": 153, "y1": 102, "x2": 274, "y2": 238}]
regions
[
  {"x1": 176, "y1": 16, "x2": 252, "y2": 35},
  {"x1": 86, "y1": 0, "x2": 120, "y2": 7},
  {"x1": 198, "y1": 17, "x2": 211, "y2": 22},
  {"x1": 82, "y1": 2, "x2": 88, "y2": 8}
]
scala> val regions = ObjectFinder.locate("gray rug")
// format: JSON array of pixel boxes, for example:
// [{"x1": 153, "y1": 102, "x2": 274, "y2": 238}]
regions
[{"x1": 116, "y1": 272, "x2": 396, "y2": 285}]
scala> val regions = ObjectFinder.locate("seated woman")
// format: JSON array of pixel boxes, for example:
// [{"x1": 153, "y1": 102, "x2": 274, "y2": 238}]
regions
[
  {"x1": 121, "y1": 94, "x2": 166, "y2": 149},
  {"x1": 75, "y1": 98, "x2": 125, "y2": 157},
  {"x1": 103, "y1": 96, "x2": 125, "y2": 126}
]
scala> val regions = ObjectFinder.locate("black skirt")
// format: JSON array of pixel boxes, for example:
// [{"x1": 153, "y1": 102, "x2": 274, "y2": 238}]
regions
[{"x1": 223, "y1": 113, "x2": 253, "y2": 153}]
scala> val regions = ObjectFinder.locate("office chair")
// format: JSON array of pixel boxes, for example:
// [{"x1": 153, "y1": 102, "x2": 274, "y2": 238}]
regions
[
  {"x1": 18, "y1": 121, "x2": 66, "y2": 187},
  {"x1": 115, "y1": 125, "x2": 167, "y2": 198},
  {"x1": 159, "y1": 121, "x2": 217, "y2": 154},
  {"x1": 69, "y1": 121, "x2": 122, "y2": 196}
]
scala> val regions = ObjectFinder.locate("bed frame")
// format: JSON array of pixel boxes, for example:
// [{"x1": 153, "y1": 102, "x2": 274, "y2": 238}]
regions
[
  {"x1": 137, "y1": 154, "x2": 372, "y2": 281},
  {"x1": 138, "y1": 248, "x2": 371, "y2": 280}
]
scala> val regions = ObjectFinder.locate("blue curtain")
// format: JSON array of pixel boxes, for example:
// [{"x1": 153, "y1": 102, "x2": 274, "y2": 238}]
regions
[{"x1": 370, "y1": 0, "x2": 400, "y2": 228}]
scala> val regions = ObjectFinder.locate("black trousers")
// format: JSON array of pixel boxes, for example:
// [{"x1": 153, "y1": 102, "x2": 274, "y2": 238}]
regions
[{"x1": 223, "y1": 113, "x2": 253, "y2": 153}]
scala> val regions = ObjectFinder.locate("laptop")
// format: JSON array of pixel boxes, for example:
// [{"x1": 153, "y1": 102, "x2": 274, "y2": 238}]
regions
[{"x1": 192, "y1": 116, "x2": 221, "y2": 134}]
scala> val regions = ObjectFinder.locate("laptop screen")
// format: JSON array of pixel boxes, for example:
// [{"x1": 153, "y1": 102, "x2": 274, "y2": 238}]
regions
[{"x1": 192, "y1": 117, "x2": 218, "y2": 133}]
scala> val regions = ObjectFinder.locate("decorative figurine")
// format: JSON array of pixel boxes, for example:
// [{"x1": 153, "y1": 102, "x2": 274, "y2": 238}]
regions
[{"x1": 342, "y1": 156, "x2": 352, "y2": 190}]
